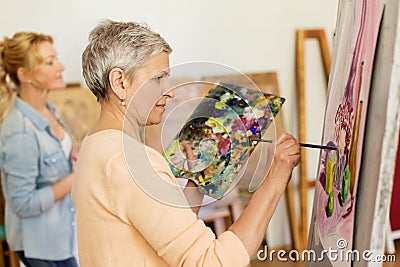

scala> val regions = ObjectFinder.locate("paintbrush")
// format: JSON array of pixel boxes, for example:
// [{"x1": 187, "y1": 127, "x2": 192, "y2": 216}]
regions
[{"x1": 249, "y1": 138, "x2": 337, "y2": 150}]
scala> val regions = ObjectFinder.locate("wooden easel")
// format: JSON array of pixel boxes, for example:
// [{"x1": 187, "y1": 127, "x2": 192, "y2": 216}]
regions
[{"x1": 288, "y1": 29, "x2": 331, "y2": 251}]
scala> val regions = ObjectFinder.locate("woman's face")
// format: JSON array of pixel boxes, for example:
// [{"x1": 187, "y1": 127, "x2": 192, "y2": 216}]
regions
[
  {"x1": 127, "y1": 52, "x2": 174, "y2": 126},
  {"x1": 34, "y1": 41, "x2": 66, "y2": 90}
]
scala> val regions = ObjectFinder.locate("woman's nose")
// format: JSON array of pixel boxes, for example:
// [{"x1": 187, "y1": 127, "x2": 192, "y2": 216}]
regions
[
  {"x1": 58, "y1": 60, "x2": 65, "y2": 71},
  {"x1": 162, "y1": 78, "x2": 174, "y2": 98},
  {"x1": 164, "y1": 89, "x2": 175, "y2": 99}
]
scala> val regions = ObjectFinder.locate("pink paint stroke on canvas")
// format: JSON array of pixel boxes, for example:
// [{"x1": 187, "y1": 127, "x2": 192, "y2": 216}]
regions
[{"x1": 315, "y1": 0, "x2": 384, "y2": 265}]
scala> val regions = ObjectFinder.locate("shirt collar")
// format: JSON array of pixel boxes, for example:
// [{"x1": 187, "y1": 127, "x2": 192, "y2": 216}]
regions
[{"x1": 15, "y1": 97, "x2": 57, "y2": 131}]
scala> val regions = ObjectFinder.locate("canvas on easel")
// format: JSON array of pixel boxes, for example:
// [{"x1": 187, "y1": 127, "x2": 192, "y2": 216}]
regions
[
  {"x1": 307, "y1": 0, "x2": 385, "y2": 266},
  {"x1": 352, "y1": 1, "x2": 400, "y2": 265}
]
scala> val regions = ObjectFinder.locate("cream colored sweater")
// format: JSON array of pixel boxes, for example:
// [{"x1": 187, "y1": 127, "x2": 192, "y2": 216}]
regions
[{"x1": 71, "y1": 130, "x2": 249, "y2": 267}]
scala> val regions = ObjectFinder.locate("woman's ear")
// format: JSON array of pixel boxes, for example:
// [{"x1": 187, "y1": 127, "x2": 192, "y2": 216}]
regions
[
  {"x1": 17, "y1": 67, "x2": 32, "y2": 84},
  {"x1": 109, "y1": 67, "x2": 127, "y2": 101}
]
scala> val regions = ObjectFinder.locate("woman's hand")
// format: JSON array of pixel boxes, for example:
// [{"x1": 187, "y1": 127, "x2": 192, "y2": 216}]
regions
[
  {"x1": 267, "y1": 132, "x2": 301, "y2": 188},
  {"x1": 52, "y1": 173, "x2": 74, "y2": 202},
  {"x1": 181, "y1": 142, "x2": 196, "y2": 170}
]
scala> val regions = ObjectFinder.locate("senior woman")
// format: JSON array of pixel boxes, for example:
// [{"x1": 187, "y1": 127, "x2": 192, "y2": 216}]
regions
[{"x1": 72, "y1": 20, "x2": 300, "y2": 267}]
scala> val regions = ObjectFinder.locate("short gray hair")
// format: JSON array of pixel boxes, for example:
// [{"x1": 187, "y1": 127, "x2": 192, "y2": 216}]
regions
[{"x1": 82, "y1": 19, "x2": 172, "y2": 102}]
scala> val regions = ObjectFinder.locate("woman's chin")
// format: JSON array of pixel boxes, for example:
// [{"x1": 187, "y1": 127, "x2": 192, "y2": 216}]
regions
[
  {"x1": 146, "y1": 118, "x2": 162, "y2": 126},
  {"x1": 49, "y1": 82, "x2": 67, "y2": 91}
]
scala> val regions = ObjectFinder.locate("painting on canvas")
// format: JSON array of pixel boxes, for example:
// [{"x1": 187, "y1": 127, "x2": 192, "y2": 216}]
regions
[{"x1": 309, "y1": 0, "x2": 384, "y2": 265}]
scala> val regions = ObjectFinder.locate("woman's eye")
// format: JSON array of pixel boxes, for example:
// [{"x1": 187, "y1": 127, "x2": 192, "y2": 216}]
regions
[
  {"x1": 154, "y1": 76, "x2": 163, "y2": 82},
  {"x1": 152, "y1": 72, "x2": 169, "y2": 83}
]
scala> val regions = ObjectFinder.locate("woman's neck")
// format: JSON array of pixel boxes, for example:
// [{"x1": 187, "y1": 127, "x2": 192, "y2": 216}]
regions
[
  {"x1": 91, "y1": 102, "x2": 143, "y2": 142},
  {"x1": 18, "y1": 85, "x2": 48, "y2": 113}
]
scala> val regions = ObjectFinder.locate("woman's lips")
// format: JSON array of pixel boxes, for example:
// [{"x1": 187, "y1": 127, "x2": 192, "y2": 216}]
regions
[{"x1": 156, "y1": 104, "x2": 166, "y2": 111}]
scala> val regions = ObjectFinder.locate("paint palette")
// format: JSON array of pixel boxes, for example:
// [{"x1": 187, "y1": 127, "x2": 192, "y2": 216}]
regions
[{"x1": 163, "y1": 83, "x2": 285, "y2": 199}]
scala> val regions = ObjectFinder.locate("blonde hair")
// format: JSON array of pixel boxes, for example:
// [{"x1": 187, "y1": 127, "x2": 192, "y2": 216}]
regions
[
  {"x1": 0, "y1": 32, "x2": 53, "y2": 124},
  {"x1": 82, "y1": 20, "x2": 172, "y2": 102}
]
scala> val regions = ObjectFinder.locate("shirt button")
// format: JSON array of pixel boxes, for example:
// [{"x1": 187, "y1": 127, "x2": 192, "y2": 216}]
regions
[
  {"x1": 70, "y1": 207, "x2": 75, "y2": 212},
  {"x1": 71, "y1": 221, "x2": 75, "y2": 226},
  {"x1": 52, "y1": 158, "x2": 57, "y2": 163}
]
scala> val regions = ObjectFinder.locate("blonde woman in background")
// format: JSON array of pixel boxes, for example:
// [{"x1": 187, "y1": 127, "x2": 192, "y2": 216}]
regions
[
  {"x1": 0, "y1": 32, "x2": 78, "y2": 267},
  {"x1": 72, "y1": 20, "x2": 300, "y2": 267}
]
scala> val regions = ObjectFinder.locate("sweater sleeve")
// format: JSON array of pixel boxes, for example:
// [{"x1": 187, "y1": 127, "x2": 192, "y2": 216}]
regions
[
  {"x1": 107, "y1": 149, "x2": 250, "y2": 267},
  {"x1": 0, "y1": 133, "x2": 55, "y2": 218}
]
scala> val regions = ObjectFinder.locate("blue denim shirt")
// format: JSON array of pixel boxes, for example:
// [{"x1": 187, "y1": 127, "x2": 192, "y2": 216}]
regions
[{"x1": 0, "y1": 98, "x2": 76, "y2": 260}]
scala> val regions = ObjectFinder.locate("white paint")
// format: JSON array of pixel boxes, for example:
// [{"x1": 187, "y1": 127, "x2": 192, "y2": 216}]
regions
[{"x1": 0, "y1": 0, "x2": 338, "y2": 247}]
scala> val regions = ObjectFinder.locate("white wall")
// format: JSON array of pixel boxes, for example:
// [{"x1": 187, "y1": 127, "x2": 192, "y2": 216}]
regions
[{"x1": 1, "y1": 0, "x2": 338, "y2": 247}]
